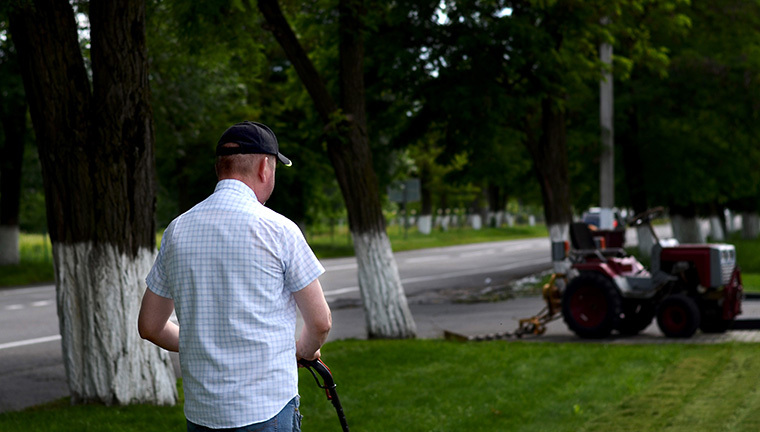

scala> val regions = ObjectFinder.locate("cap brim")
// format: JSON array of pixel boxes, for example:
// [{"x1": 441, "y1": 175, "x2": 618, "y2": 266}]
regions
[{"x1": 278, "y1": 153, "x2": 292, "y2": 167}]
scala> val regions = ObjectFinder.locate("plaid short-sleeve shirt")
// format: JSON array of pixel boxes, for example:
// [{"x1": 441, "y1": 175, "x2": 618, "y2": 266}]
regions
[{"x1": 146, "y1": 179, "x2": 324, "y2": 428}]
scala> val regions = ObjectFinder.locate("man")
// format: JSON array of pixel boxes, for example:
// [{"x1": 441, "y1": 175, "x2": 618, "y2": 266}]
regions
[{"x1": 138, "y1": 121, "x2": 332, "y2": 431}]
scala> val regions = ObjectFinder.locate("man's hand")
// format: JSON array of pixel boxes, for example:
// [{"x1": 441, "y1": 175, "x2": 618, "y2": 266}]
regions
[{"x1": 296, "y1": 347, "x2": 321, "y2": 365}]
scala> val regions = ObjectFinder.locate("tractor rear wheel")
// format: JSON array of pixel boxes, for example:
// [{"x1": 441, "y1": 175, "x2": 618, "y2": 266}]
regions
[
  {"x1": 656, "y1": 294, "x2": 700, "y2": 338},
  {"x1": 562, "y1": 272, "x2": 622, "y2": 338},
  {"x1": 698, "y1": 301, "x2": 732, "y2": 333}
]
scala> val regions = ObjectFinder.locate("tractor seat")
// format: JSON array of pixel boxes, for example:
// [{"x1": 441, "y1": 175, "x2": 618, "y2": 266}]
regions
[{"x1": 569, "y1": 222, "x2": 627, "y2": 259}]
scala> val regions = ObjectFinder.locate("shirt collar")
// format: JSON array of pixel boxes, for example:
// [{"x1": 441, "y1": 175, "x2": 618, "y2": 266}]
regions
[{"x1": 215, "y1": 179, "x2": 260, "y2": 203}]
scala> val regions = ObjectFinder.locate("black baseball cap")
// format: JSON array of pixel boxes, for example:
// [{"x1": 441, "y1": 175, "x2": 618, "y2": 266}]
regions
[{"x1": 216, "y1": 121, "x2": 292, "y2": 167}]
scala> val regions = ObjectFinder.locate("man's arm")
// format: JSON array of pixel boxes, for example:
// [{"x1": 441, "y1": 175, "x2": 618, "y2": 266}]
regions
[
  {"x1": 138, "y1": 289, "x2": 180, "y2": 352},
  {"x1": 293, "y1": 278, "x2": 332, "y2": 361}
]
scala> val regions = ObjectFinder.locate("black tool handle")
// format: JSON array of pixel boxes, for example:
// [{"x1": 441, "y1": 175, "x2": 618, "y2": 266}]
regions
[
  {"x1": 298, "y1": 358, "x2": 336, "y2": 389},
  {"x1": 298, "y1": 358, "x2": 349, "y2": 432}
]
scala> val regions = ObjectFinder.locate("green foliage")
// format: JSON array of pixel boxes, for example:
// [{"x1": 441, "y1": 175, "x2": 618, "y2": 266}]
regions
[
  {"x1": 2, "y1": 12, "x2": 45, "y2": 233},
  {"x1": 17, "y1": 134, "x2": 46, "y2": 233},
  {"x1": 147, "y1": 0, "x2": 268, "y2": 224},
  {"x1": 145, "y1": 0, "x2": 346, "y2": 227},
  {"x1": 6, "y1": 0, "x2": 760, "y2": 244},
  {"x1": 616, "y1": 0, "x2": 760, "y2": 212},
  {"x1": 365, "y1": 0, "x2": 547, "y2": 209}
]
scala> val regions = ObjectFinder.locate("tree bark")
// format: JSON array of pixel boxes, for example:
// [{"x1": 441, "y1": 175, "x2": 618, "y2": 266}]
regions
[
  {"x1": 524, "y1": 98, "x2": 572, "y2": 242},
  {"x1": 741, "y1": 212, "x2": 759, "y2": 240},
  {"x1": 619, "y1": 79, "x2": 653, "y2": 255},
  {"x1": 9, "y1": 0, "x2": 176, "y2": 405},
  {"x1": 670, "y1": 205, "x2": 705, "y2": 244},
  {"x1": 487, "y1": 184, "x2": 506, "y2": 227},
  {"x1": 0, "y1": 72, "x2": 26, "y2": 266},
  {"x1": 258, "y1": 0, "x2": 416, "y2": 338},
  {"x1": 417, "y1": 162, "x2": 433, "y2": 234},
  {"x1": 620, "y1": 88, "x2": 648, "y2": 215}
]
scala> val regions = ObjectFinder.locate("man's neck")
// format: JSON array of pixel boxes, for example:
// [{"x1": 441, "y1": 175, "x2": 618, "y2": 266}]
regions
[{"x1": 218, "y1": 175, "x2": 265, "y2": 204}]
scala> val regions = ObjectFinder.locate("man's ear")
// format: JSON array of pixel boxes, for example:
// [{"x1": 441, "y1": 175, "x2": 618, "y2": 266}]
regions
[{"x1": 258, "y1": 156, "x2": 270, "y2": 182}]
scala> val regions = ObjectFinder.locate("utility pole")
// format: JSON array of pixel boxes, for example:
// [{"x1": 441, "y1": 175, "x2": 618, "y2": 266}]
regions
[{"x1": 599, "y1": 20, "x2": 615, "y2": 230}]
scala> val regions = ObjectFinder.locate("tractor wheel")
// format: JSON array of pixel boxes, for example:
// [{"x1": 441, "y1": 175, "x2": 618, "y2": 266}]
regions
[
  {"x1": 562, "y1": 272, "x2": 622, "y2": 338},
  {"x1": 617, "y1": 300, "x2": 656, "y2": 336},
  {"x1": 656, "y1": 294, "x2": 701, "y2": 338},
  {"x1": 698, "y1": 301, "x2": 732, "y2": 333}
]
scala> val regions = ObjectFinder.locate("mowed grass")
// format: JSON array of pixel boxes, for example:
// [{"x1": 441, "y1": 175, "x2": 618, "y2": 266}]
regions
[{"x1": 2, "y1": 340, "x2": 760, "y2": 431}]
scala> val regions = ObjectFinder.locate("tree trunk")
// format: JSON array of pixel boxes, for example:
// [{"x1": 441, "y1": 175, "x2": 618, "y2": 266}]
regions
[
  {"x1": 9, "y1": 0, "x2": 176, "y2": 405},
  {"x1": 487, "y1": 184, "x2": 507, "y2": 227},
  {"x1": 635, "y1": 225, "x2": 655, "y2": 256},
  {"x1": 670, "y1": 205, "x2": 704, "y2": 244},
  {"x1": 417, "y1": 162, "x2": 433, "y2": 235},
  {"x1": 0, "y1": 77, "x2": 26, "y2": 266},
  {"x1": 524, "y1": 97, "x2": 572, "y2": 244},
  {"x1": 618, "y1": 85, "x2": 652, "y2": 255},
  {"x1": 671, "y1": 215, "x2": 705, "y2": 244},
  {"x1": 708, "y1": 204, "x2": 725, "y2": 242},
  {"x1": 258, "y1": 0, "x2": 416, "y2": 338},
  {"x1": 741, "y1": 212, "x2": 759, "y2": 239}
]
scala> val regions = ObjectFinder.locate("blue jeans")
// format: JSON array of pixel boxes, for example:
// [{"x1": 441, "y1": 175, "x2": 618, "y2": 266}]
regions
[{"x1": 187, "y1": 396, "x2": 302, "y2": 432}]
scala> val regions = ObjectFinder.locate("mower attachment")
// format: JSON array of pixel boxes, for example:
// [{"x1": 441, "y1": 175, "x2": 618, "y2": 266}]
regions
[{"x1": 298, "y1": 358, "x2": 349, "y2": 432}]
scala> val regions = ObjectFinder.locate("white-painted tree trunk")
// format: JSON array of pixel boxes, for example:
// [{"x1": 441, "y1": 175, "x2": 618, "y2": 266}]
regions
[
  {"x1": 53, "y1": 242, "x2": 177, "y2": 405},
  {"x1": 352, "y1": 231, "x2": 416, "y2": 338},
  {"x1": 417, "y1": 215, "x2": 432, "y2": 235},
  {"x1": 670, "y1": 215, "x2": 682, "y2": 241},
  {"x1": 724, "y1": 209, "x2": 736, "y2": 233},
  {"x1": 709, "y1": 216, "x2": 725, "y2": 242},
  {"x1": 0, "y1": 225, "x2": 20, "y2": 266},
  {"x1": 494, "y1": 211, "x2": 505, "y2": 228},
  {"x1": 742, "y1": 212, "x2": 759, "y2": 239},
  {"x1": 671, "y1": 215, "x2": 704, "y2": 244},
  {"x1": 548, "y1": 223, "x2": 568, "y2": 243},
  {"x1": 636, "y1": 225, "x2": 655, "y2": 257},
  {"x1": 548, "y1": 223, "x2": 570, "y2": 274},
  {"x1": 440, "y1": 215, "x2": 450, "y2": 231},
  {"x1": 506, "y1": 214, "x2": 515, "y2": 227},
  {"x1": 470, "y1": 214, "x2": 482, "y2": 230}
]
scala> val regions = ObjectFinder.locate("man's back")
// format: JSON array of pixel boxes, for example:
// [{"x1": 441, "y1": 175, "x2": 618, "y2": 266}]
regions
[{"x1": 147, "y1": 179, "x2": 324, "y2": 428}]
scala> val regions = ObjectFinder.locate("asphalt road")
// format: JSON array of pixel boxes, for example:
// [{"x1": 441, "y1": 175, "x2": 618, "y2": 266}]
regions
[
  {"x1": 320, "y1": 237, "x2": 552, "y2": 306},
  {"x1": 0, "y1": 285, "x2": 65, "y2": 413}
]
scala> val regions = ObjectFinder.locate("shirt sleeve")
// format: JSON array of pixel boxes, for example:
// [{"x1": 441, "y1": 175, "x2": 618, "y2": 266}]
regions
[
  {"x1": 146, "y1": 223, "x2": 174, "y2": 299},
  {"x1": 282, "y1": 223, "x2": 325, "y2": 293}
]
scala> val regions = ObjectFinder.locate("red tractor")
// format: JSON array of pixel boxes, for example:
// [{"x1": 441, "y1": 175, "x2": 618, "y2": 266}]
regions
[{"x1": 560, "y1": 207, "x2": 743, "y2": 339}]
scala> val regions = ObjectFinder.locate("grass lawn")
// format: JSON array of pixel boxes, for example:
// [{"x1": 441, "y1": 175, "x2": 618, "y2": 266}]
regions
[
  {"x1": 729, "y1": 234, "x2": 760, "y2": 293},
  {"x1": 0, "y1": 233, "x2": 54, "y2": 287},
  {"x1": 2, "y1": 339, "x2": 760, "y2": 431}
]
